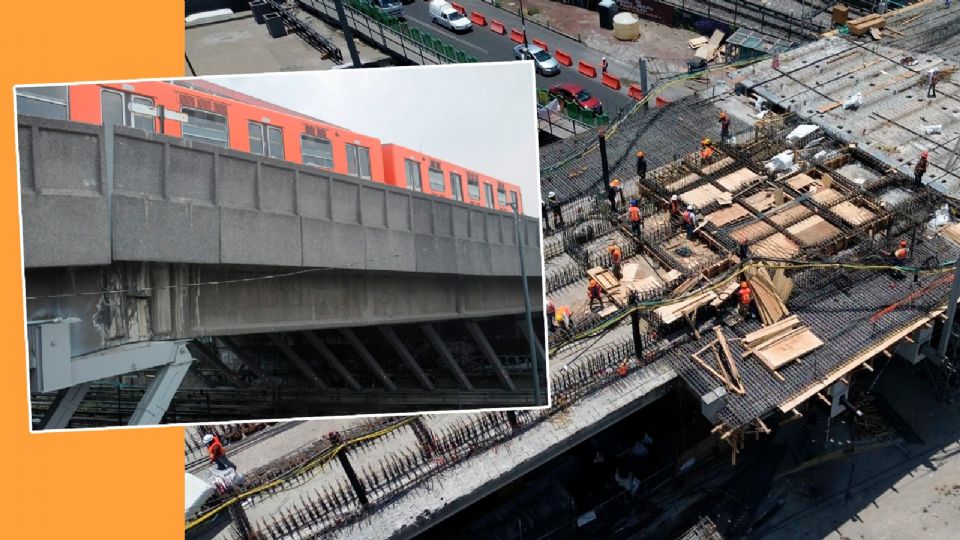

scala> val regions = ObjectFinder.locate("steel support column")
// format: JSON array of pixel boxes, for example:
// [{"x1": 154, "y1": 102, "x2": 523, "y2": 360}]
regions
[
  {"x1": 464, "y1": 320, "x2": 516, "y2": 391},
  {"x1": 303, "y1": 331, "x2": 362, "y2": 391},
  {"x1": 216, "y1": 336, "x2": 269, "y2": 380},
  {"x1": 37, "y1": 382, "x2": 91, "y2": 430},
  {"x1": 186, "y1": 340, "x2": 248, "y2": 388},
  {"x1": 421, "y1": 324, "x2": 474, "y2": 391},
  {"x1": 517, "y1": 319, "x2": 548, "y2": 365},
  {"x1": 340, "y1": 328, "x2": 398, "y2": 391},
  {"x1": 378, "y1": 326, "x2": 435, "y2": 391},
  {"x1": 268, "y1": 333, "x2": 329, "y2": 390},
  {"x1": 128, "y1": 344, "x2": 194, "y2": 425}
]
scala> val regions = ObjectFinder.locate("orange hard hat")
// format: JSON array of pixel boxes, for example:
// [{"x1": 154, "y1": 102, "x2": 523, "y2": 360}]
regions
[
  {"x1": 719, "y1": 111, "x2": 727, "y2": 118},
  {"x1": 740, "y1": 280, "x2": 748, "y2": 287},
  {"x1": 611, "y1": 178, "x2": 620, "y2": 187},
  {"x1": 921, "y1": 151, "x2": 929, "y2": 158},
  {"x1": 636, "y1": 150, "x2": 644, "y2": 158},
  {"x1": 900, "y1": 240, "x2": 907, "y2": 247}
]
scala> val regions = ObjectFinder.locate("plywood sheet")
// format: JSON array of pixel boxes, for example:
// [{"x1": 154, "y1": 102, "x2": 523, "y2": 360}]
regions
[
  {"x1": 940, "y1": 222, "x2": 960, "y2": 246},
  {"x1": 768, "y1": 205, "x2": 812, "y2": 227},
  {"x1": 681, "y1": 184, "x2": 727, "y2": 208},
  {"x1": 786, "y1": 172, "x2": 820, "y2": 191},
  {"x1": 743, "y1": 190, "x2": 784, "y2": 213},
  {"x1": 757, "y1": 331, "x2": 824, "y2": 369},
  {"x1": 752, "y1": 233, "x2": 800, "y2": 259},
  {"x1": 730, "y1": 220, "x2": 775, "y2": 243},
  {"x1": 831, "y1": 200, "x2": 876, "y2": 226},
  {"x1": 787, "y1": 216, "x2": 841, "y2": 246},
  {"x1": 811, "y1": 188, "x2": 844, "y2": 206},
  {"x1": 708, "y1": 203, "x2": 751, "y2": 227},
  {"x1": 666, "y1": 172, "x2": 701, "y2": 193},
  {"x1": 717, "y1": 168, "x2": 762, "y2": 192},
  {"x1": 702, "y1": 156, "x2": 735, "y2": 175}
]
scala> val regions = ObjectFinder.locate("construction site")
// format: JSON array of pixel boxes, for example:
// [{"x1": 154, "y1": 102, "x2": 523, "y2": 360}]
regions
[{"x1": 185, "y1": 2, "x2": 960, "y2": 539}]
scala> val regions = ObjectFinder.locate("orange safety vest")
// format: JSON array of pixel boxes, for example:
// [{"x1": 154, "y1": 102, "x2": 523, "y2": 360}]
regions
[
  {"x1": 628, "y1": 206, "x2": 641, "y2": 222},
  {"x1": 556, "y1": 306, "x2": 571, "y2": 322},
  {"x1": 701, "y1": 147, "x2": 714, "y2": 160},
  {"x1": 670, "y1": 200, "x2": 680, "y2": 214},
  {"x1": 617, "y1": 363, "x2": 628, "y2": 377},
  {"x1": 608, "y1": 246, "x2": 622, "y2": 263},
  {"x1": 894, "y1": 247, "x2": 908, "y2": 259},
  {"x1": 208, "y1": 435, "x2": 226, "y2": 462},
  {"x1": 683, "y1": 210, "x2": 694, "y2": 224},
  {"x1": 588, "y1": 280, "x2": 602, "y2": 298},
  {"x1": 738, "y1": 286, "x2": 752, "y2": 305}
]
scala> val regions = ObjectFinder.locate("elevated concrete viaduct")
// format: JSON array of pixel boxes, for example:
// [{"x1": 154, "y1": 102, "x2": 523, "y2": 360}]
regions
[{"x1": 19, "y1": 116, "x2": 545, "y2": 427}]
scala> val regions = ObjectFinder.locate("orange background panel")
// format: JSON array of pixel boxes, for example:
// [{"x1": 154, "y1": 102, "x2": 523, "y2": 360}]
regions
[{"x1": 1, "y1": 1, "x2": 183, "y2": 539}]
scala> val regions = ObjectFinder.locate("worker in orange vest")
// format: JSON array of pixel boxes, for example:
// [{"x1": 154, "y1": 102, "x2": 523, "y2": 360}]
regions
[
  {"x1": 719, "y1": 111, "x2": 731, "y2": 141},
  {"x1": 701, "y1": 138, "x2": 715, "y2": 163},
  {"x1": 738, "y1": 280, "x2": 755, "y2": 320},
  {"x1": 588, "y1": 278, "x2": 604, "y2": 310},
  {"x1": 204, "y1": 433, "x2": 238, "y2": 471},
  {"x1": 894, "y1": 240, "x2": 909, "y2": 260},
  {"x1": 555, "y1": 305, "x2": 572, "y2": 331},
  {"x1": 617, "y1": 360, "x2": 629, "y2": 377},
  {"x1": 607, "y1": 242, "x2": 623, "y2": 279},
  {"x1": 546, "y1": 300, "x2": 556, "y2": 332},
  {"x1": 608, "y1": 178, "x2": 624, "y2": 212},
  {"x1": 636, "y1": 150, "x2": 647, "y2": 181},
  {"x1": 914, "y1": 151, "x2": 928, "y2": 187},
  {"x1": 628, "y1": 199, "x2": 642, "y2": 235}
]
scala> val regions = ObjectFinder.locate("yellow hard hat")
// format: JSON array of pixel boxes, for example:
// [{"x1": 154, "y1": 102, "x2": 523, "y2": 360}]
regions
[
  {"x1": 636, "y1": 150, "x2": 644, "y2": 158},
  {"x1": 702, "y1": 138, "x2": 712, "y2": 146}
]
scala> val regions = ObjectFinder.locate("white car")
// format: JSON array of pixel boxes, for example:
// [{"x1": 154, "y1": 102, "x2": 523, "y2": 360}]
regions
[{"x1": 429, "y1": 0, "x2": 472, "y2": 32}]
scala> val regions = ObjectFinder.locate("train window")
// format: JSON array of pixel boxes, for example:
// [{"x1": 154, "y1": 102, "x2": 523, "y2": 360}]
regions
[
  {"x1": 301, "y1": 135, "x2": 334, "y2": 169},
  {"x1": 405, "y1": 159, "x2": 422, "y2": 192},
  {"x1": 267, "y1": 126, "x2": 284, "y2": 159},
  {"x1": 130, "y1": 96, "x2": 155, "y2": 132},
  {"x1": 101, "y1": 90, "x2": 156, "y2": 133},
  {"x1": 450, "y1": 172, "x2": 463, "y2": 202},
  {"x1": 428, "y1": 161, "x2": 444, "y2": 192},
  {"x1": 182, "y1": 108, "x2": 229, "y2": 148},
  {"x1": 16, "y1": 86, "x2": 69, "y2": 120},
  {"x1": 484, "y1": 184, "x2": 495, "y2": 209},
  {"x1": 467, "y1": 173, "x2": 480, "y2": 200},
  {"x1": 248, "y1": 122, "x2": 265, "y2": 155},
  {"x1": 346, "y1": 144, "x2": 371, "y2": 180},
  {"x1": 497, "y1": 185, "x2": 507, "y2": 207}
]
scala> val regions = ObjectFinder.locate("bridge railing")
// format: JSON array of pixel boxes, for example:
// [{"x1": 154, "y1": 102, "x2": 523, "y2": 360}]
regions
[{"x1": 298, "y1": 0, "x2": 479, "y2": 66}]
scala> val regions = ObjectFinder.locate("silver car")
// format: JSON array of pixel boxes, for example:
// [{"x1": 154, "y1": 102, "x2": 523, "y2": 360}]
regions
[{"x1": 513, "y1": 44, "x2": 560, "y2": 76}]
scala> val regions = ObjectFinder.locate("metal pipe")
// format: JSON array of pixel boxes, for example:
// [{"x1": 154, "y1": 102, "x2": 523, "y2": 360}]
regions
[
  {"x1": 333, "y1": 0, "x2": 362, "y2": 67},
  {"x1": 509, "y1": 202, "x2": 543, "y2": 406}
]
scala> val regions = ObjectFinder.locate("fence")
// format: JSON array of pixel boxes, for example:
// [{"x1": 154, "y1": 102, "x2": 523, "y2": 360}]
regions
[{"x1": 298, "y1": 0, "x2": 479, "y2": 65}]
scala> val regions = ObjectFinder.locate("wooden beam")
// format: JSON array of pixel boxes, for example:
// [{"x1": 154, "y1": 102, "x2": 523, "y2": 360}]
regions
[{"x1": 715, "y1": 327, "x2": 745, "y2": 394}]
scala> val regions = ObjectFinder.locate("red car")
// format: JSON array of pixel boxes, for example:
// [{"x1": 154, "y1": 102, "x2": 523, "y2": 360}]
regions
[{"x1": 549, "y1": 82, "x2": 602, "y2": 114}]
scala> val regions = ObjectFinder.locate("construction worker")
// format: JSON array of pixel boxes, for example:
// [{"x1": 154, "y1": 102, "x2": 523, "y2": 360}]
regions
[
  {"x1": 588, "y1": 277, "x2": 604, "y2": 310},
  {"x1": 617, "y1": 360, "x2": 629, "y2": 377},
  {"x1": 204, "y1": 433, "x2": 238, "y2": 471},
  {"x1": 548, "y1": 191, "x2": 564, "y2": 229},
  {"x1": 700, "y1": 138, "x2": 715, "y2": 163},
  {"x1": 607, "y1": 178, "x2": 624, "y2": 212},
  {"x1": 928, "y1": 68, "x2": 940, "y2": 98},
  {"x1": 914, "y1": 151, "x2": 929, "y2": 187},
  {"x1": 894, "y1": 240, "x2": 909, "y2": 260},
  {"x1": 541, "y1": 200, "x2": 551, "y2": 232},
  {"x1": 546, "y1": 300, "x2": 556, "y2": 332},
  {"x1": 555, "y1": 305, "x2": 572, "y2": 331},
  {"x1": 601, "y1": 57, "x2": 609, "y2": 74},
  {"x1": 738, "y1": 280, "x2": 754, "y2": 320},
  {"x1": 682, "y1": 204, "x2": 698, "y2": 239},
  {"x1": 628, "y1": 199, "x2": 642, "y2": 235},
  {"x1": 719, "y1": 111, "x2": 731, "y2": 141},
  {"x1": 636, "y1": 150, "x2": 647, "y2": 181},
  {"x1": 607, "y1": 242, "x2": 623, "y2": 279}
]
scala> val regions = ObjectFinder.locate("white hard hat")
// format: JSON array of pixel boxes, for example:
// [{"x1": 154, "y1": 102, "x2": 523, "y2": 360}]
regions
[
  {"x1": 687, "y1": 204, "x2": 694, "y2": 210},
  {"x1": 203, "y1": 434, "x2": 214, "y2": 445},
  {"x1": 671, "y1": 195, "x2": 678, "y2": 201},
  {"x1": 548, "y1": 191, "x2": 556, "y2": 198}
]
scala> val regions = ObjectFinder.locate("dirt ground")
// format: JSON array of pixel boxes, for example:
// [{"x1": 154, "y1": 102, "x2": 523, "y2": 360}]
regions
[{"x1": 503, "y1": 0, "x2": 701, "y2": 80}]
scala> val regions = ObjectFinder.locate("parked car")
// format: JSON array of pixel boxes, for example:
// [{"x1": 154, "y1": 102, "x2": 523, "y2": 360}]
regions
[
  {"x1": 367, "y1": 0, "x2": 404, "y2": 18},
  {"x1": 549, "y1": 83, "x2": 602, "y2": 114},
  {"x1": 513, "y1": 44, "x2": 560, "y2": 76},
  {"x1": 429, "y1": 0, "x2": 472, "y2": 32}
]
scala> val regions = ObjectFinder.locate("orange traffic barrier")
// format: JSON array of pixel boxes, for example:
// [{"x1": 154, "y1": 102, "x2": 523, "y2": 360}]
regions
[
  {"x1": 490, "y1": 19, "x2": 505, "y2": 34},
  {"x1": 450, "y1": 2, "x2": 466, "y2": 14},
  {"x1": 577, "y1": 60, "x2": 598, "y2": 79},
  {"x1": 655, "y1": 95, "x2": 671, "y2": 108},
  {"x1": 601, "y1": 73, "x2": 621, "y2": 91},
  {"x1": 554, "y1": 49, "x2": 572, "y2": 66},
  {"x1": 509, "y1": 28, "x2": 526, "y2": 44},
  {"x1": 627, "y1": 84, "x2": 645, "y2": 100},
  {"x1": 470, "y1": 11, "x2": 486, "y2": 26},
  {"x1": 532, "y1": 38, "x2": 548, "y2": 51}
]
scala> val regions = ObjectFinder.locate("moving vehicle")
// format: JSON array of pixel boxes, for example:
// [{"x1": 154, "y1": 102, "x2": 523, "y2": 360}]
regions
[
  {"x1": 367, "y1": 0, "x2": 404, "y2": 18},
  {"x1": 429, "y1": 0, "x2": 472, "y2": 32},
  {"x1": 513, "y1": 44, "x2": 560, "y2": 76},
  {"x1": 548, "y1": 83, "x2": 602, "y2": 114}
]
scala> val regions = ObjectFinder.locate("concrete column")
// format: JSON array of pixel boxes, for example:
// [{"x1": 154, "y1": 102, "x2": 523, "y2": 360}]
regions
[
  {"x1": 268, "y1": 333, "x2": 329, "y2": 390},
  {"x1": 421, "y1": 324, "x2": 474, "y2": 391},
  {"x1": 340, "y1": 328, "x2": 398, "y2": 391},
  {"x1": 464, "y1": 320, "x2": 516, "y2": 391},
  {"x1": 128, "y1": 347, "x2": 193, "y2": 425},
  {"x1": 303, "y1": 331, "x2": 362, "y2": 391},
  {"x1": 378, "y1": 326, "x2": 435, "y2": 391}
]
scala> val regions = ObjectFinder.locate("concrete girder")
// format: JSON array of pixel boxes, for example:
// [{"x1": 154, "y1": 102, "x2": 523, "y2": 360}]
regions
[
  {"x1": 378, "y1": 326, "x2": 435, "y2": 391},
  {"x1": 267, "y1": 333, "x2": 329, "y2": 390},
  {"x1": 37, "y1": 382, "x2": 91, "y2": 430},
  {"x1": 517, "y1": 319, "x2": 548, "y2": 365},
  {"x1": 216, "y1": 336, "x2": 269, "y2": 380},
  {"x1": 339, "y1": 328, "x2": 398, "y2": 391},
  {"x1": 464, "y1": 320, "x2": 516, "y2": 391},
  {"x1": 186, "y1": 340, "x2": 248, "y2": 388},
  {"x1": 421, "y1": 323, "x2": 474, "y2": 391},
  {"x1": 302, "y1": 330, "x2": 363, "y2": 392},
  {"x1": 127, "y1": 354, "x2": 194, "y2": 425}
]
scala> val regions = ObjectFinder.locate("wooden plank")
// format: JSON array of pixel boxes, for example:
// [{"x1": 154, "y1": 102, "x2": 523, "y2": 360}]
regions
[
  {"x1": 869, "y1": 27, "x2": 882, "y2": 41},
  {"x1": 744, "y1": 315, "x2": 801, "y2": 344},
  {"x1": 758, "y1": 330, "x2": 823, "y2": 369},
  {"x1": 715, "y1": 327, "x2": 745, "y2": 394}
]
